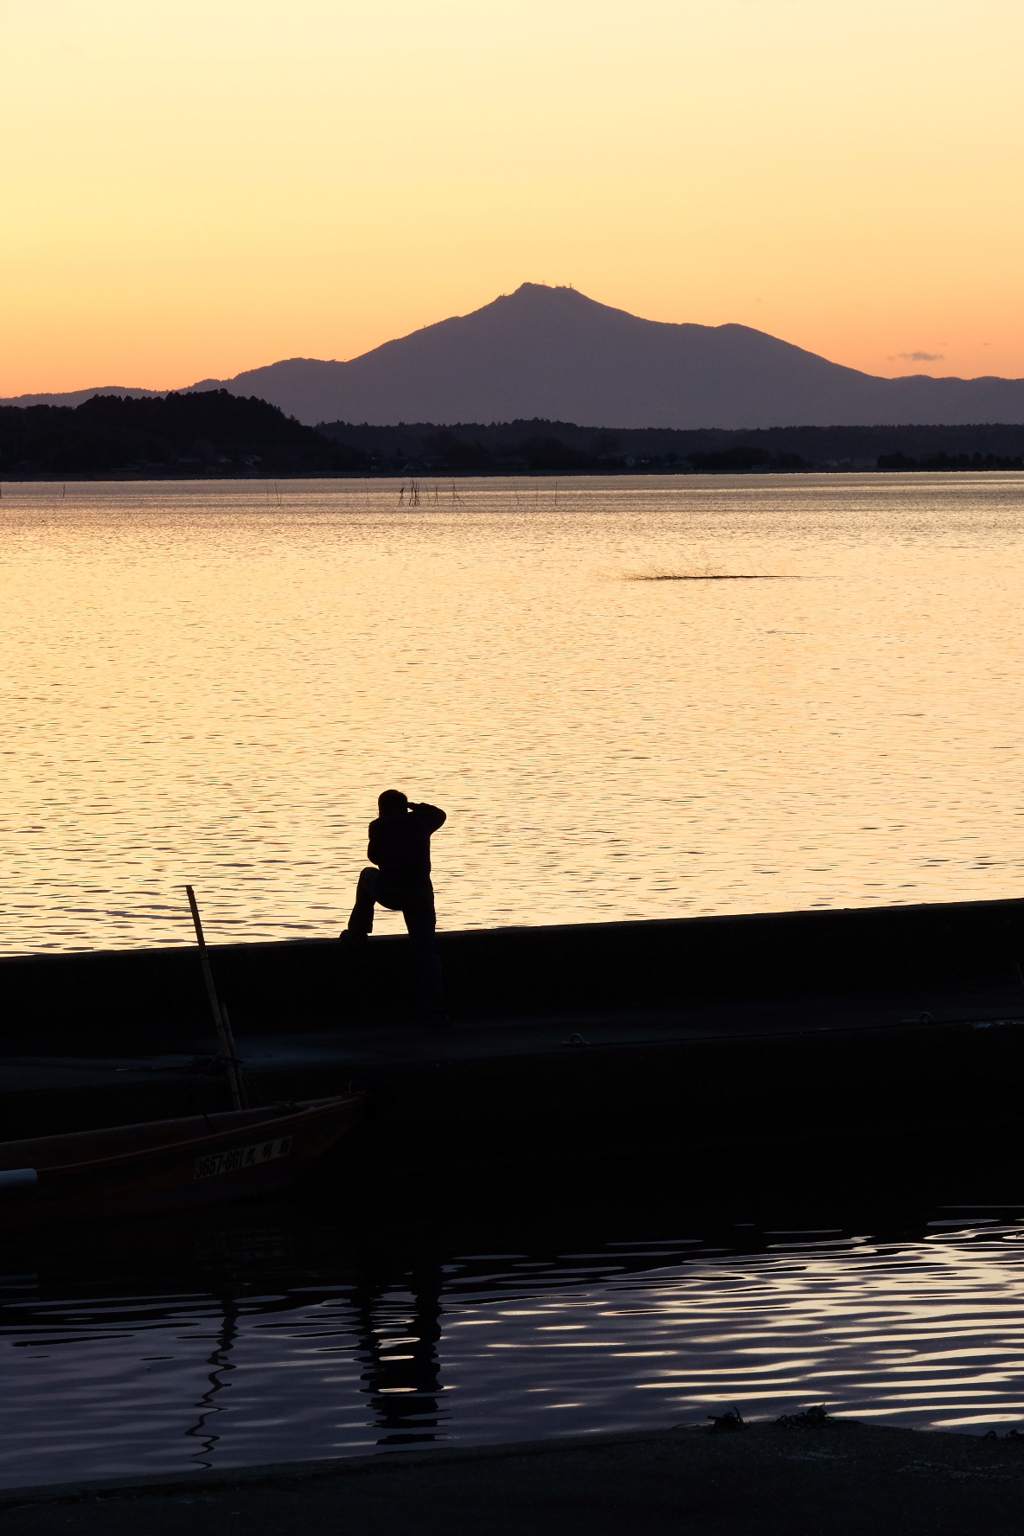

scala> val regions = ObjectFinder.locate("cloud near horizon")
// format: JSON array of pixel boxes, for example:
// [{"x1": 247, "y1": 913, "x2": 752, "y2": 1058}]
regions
[{"x1": 891, "y1": 351, "x2": 945, "y2": 363}]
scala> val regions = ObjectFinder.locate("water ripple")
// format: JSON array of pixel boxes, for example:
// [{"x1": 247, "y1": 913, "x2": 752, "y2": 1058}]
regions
[
  {"x1": 3, "y1": 473, "x2": 1024, "y2": 950},
  {"x1": 3, "y1": 1216, "x2": 1024, "y2": 1485}
]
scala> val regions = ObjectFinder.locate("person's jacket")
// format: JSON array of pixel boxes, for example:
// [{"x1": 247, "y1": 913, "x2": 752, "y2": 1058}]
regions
[{"x1": 368, "y1": 803, "x2": 446, "y2": 888}]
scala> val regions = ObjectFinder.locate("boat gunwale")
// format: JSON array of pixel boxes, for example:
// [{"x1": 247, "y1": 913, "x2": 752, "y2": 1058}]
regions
[{"x1": 0, "y1": 1093, "x2": 362, "y2": 1182}]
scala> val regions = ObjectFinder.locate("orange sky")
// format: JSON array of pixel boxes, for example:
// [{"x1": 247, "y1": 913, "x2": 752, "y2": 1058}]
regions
[{"x1": 2, "y1": 0, "x2": 1023, "y2": 396}]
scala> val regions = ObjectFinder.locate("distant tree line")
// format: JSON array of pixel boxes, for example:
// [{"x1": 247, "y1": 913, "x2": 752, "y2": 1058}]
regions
[
  {"x1": 0, "y1": 391, "x2": 368, "y2": 477},
  {"x1": 877, "y1": 450, "x2": 1024, "y2": 472},
  {"x1": 319, "y1": 419, "x2": 1024, "y2": 475},
  {"x1": 3, "y1": 394, "x2": 1024, "y2": 477}
]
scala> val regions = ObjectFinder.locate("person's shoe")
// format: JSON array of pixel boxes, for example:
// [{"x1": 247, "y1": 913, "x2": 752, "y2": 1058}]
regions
[{"x1": 338, "y1": 928, "x2": 368, "y2": 947}]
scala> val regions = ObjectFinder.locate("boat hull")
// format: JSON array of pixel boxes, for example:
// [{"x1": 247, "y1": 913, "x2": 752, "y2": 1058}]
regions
[{"x1": 0, "y1": 1096, "x2": 363, "y2": 1227}]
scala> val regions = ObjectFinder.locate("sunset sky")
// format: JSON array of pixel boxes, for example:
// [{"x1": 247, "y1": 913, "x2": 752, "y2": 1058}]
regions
[{"x1": 3, "y1": 0, "x2": 1022, "y2": 396}]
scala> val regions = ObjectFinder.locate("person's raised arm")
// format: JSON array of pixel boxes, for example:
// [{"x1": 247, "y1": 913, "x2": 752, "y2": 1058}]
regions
[{"x1": 409, "y1": 802, "x2": 446, "y2": 832}]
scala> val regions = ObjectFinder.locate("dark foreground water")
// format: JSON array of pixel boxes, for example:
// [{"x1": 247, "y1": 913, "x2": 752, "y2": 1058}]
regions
[{"x1": 3, "y1": 1157, "x2": 1024, "y2": 1488}]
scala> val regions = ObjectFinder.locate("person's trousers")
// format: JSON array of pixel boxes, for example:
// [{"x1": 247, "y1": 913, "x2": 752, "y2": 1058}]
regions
[{"x1": 347, "y1": 867, "x2": 444, "y2": 1011}]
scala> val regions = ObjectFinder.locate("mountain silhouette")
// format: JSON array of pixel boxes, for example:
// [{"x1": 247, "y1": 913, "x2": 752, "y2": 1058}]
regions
[
  {"x1": 1, "y1": 385, "x2": 164, "y2": 409},
  {"x1": 7, "y1": 285, "x2": 1024, "y2": 428},
  {"x1": 187, "y1": 285, "x2": 1024, "y2": 427}
]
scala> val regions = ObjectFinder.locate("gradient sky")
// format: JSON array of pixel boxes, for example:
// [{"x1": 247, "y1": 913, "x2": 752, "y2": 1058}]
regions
[{"x1": 3, "y1": 0, "x2": 1023, "y2": 395}]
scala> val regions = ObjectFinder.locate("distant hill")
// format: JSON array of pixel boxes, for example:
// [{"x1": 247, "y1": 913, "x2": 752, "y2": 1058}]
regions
[
  {"x1": 7, "y1": 285, "x2": 1024, "y2": 430},
  {"x1": 0, "y1": 391, "x2": 368, "y2": 476},
  {"x1": 184, "y1": 284, "x2": 1024, "y2": 428},
  {"x1": 0, "y1": 385, "x2": 165, "y2": 408}
]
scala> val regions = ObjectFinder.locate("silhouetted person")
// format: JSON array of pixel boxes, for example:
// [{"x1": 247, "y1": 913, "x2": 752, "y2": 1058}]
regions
[{"x1": 342, "y1": 790, "x2": 447, "y2": 1019}]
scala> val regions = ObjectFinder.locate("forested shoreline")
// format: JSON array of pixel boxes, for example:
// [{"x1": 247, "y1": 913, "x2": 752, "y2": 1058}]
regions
[{"x1": 3, "y1": 392, "x2": 1024, "y2": 477}]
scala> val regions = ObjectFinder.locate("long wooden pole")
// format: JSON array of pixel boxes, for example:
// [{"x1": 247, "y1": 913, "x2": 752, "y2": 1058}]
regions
[{"x1": 185, "y1": 885, "x2": 246, "y2": 1111}]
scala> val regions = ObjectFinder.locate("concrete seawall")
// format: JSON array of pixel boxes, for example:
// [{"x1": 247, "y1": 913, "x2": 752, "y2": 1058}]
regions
[
  {"x1": 2, "y1": 897, "x2": 1024, "y2": 1169},
  {"x1": 3, "y1": 896, "x2": 1024, "y2": 1047}
]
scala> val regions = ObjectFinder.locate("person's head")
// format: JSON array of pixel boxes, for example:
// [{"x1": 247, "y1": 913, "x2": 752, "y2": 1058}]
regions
[{"x1": 378, "y1": 789, "x2": 408, "y2": 818}]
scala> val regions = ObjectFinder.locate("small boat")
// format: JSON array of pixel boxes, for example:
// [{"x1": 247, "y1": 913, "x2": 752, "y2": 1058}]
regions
[{"x1": 0, "y1": 1094, "x2": 363, "y2": 1227}]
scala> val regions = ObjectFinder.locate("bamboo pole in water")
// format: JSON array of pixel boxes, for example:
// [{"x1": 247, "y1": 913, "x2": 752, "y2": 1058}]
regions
[{"x1": 184, "y1": 885, "x2": 246, "y2": 1110}]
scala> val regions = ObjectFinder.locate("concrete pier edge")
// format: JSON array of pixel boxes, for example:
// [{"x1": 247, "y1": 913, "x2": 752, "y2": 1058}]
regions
[{"x1": 5, "y1": 892, "x2": 1024, "y2": 1157}]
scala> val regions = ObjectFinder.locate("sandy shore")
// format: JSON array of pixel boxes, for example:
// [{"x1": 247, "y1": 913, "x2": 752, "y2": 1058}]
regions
[{"x1": 3, "y1": 1419, "x2": 1024, "y2": 1535}]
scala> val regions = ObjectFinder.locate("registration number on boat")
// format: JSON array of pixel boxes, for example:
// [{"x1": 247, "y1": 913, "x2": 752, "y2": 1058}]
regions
[{"x1": 195, "y1": 1136, "x2": 293, "y2": 1180}]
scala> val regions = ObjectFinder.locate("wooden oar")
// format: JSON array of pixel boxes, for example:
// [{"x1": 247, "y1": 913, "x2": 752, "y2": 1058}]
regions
[{"x1": 184, "y1": 885, "x2": 246, "y2": 1111}]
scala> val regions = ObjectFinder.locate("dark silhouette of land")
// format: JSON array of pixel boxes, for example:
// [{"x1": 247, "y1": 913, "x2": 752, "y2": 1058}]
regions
[
  {"x1": 182, "y1": 283, "x2": 1024, "y2": 427},
  {"x1": 0, "y1": 390, "x2": 368, "y2": 477},
  {"x1": 7, "y1": 285, "x2": 1024, "y2": 429},
  {"x1": 4, "y1": 394, "x2": 1024, "y2": 477},
  {"x1": 320, "y1": 418, "x2": 1024, "y2": 475},
  {"x1": 0, "y1": 384, "x2": 165, "y2": 409}
]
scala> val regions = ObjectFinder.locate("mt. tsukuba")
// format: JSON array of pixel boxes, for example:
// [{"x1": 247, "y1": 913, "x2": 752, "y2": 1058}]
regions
[{"x1": 7, "y1": 285, "x2": 1024, "y2": 429}]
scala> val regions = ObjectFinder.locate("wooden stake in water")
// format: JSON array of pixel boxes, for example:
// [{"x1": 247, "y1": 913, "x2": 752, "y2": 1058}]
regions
[{"x1": 184, "y1": 885, "x2": 246, "y2": 1110}]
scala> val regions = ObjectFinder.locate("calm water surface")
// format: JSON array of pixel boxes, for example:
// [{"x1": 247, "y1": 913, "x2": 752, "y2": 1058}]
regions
[
  {"x1": 4, "y1": 476, "x2": 1024, "y2": 1486},
  {"x1": 3, "y1": 474, "x2": 1024, "y2": 951},
  {"x1": 3, "y1": 1198, "x2": 1024, "y2": 1486}
]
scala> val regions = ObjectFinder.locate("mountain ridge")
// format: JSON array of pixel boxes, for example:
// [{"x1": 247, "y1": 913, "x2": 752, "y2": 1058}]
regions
[{"x1": 5, "y1": 284, "x2": 1024, "y2": 428}]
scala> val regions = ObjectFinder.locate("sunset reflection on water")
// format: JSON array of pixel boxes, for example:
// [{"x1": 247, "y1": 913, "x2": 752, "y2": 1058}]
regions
[{"x1": 2, "y1": 473, "x2": 1023, "y2": 952}]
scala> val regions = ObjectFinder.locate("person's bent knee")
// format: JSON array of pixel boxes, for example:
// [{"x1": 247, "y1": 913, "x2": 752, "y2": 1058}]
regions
[{"x1": 347, "y1": 867, "x2": 380, "y2": 935}]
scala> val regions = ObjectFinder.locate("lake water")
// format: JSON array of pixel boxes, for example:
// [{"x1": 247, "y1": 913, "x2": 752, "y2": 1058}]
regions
[
  {"x1": 3, "y1": 1192, "x2": 1024, "y2": 1487},
  {"x1": 3, "y1": 473, "x2": 1024, "y2": 953},
  {"x1": 5, "y1": 475, "x2": 1024, "y2": 1488}
]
